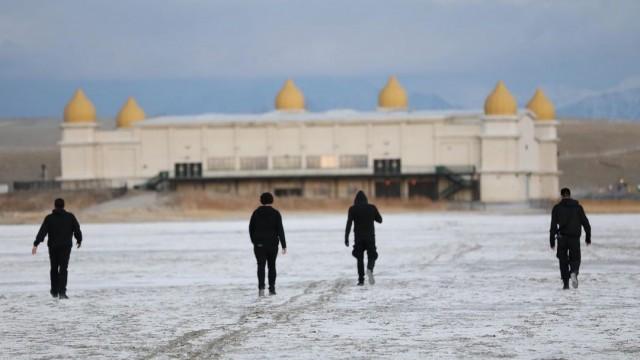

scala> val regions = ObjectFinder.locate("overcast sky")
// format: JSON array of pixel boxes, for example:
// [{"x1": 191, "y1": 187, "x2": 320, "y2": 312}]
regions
[{"x1": 1, "y1": 0, "x2": 639, "y2": 113}]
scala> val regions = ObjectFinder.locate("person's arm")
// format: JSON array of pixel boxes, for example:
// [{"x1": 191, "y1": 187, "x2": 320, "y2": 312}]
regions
[
  {"x1": 374, "y1": 206, "x2": 382, "y2": 224},
  {"x1": 72, "y1": 214, "x2": 82, "y2": 248},
  {"x1": 345, "y1": 208, "x2": 353, "y2": 247},
  {"x1": 249, "y1": 211, "x2": 256, "y2": 245},
  {"x1": 32, "y1": 217, "x2": 49, "y2": 255},
  {"x1": 549, "y1": 206, "x2": 558, "y2": 249},
  {"x1": 579, "y1": 205, "x2": 591, "y2": 245},
  {"x1": 276, "y1": 212, "x2": 286, "y2": 252}
]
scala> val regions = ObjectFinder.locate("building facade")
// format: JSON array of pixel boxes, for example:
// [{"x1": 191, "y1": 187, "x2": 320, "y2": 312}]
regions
[{"x1": 59, "y1": 77, "x2": 559, "y2": 202}]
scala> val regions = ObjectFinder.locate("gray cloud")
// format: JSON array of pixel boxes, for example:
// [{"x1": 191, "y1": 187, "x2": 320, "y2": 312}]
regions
[{"x1": 0, "y1": 0, "x2": 639, "y2": 107}]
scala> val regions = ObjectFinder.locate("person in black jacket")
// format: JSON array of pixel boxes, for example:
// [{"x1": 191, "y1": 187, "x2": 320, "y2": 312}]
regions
[
  {"x1": 549, "y1": 188, "x2": 591, "y2": 290},
  {"x1": 32, "y1": 198, "x2": 82, "y2": 299},
  {"x1": 249, "y1": 192, "x2": 287, "y2": 297},
  {"x1": 345, "y1": 191, "x2": 382, "y2": 286}
]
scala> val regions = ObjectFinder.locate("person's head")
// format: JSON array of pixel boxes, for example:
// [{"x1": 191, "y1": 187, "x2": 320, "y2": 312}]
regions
[
  {"x1": 354, "y1": 190, "x2": 368, "y2": 205},
  {"x1": 54, "y1": 198, "x2": 65, "y2": 209},
  {"x1": 560, "y1": 188, "x2": 571, "y2": 199},
  {"x1": 260, "y1": 192, "x2": 274, "y2": 205}
]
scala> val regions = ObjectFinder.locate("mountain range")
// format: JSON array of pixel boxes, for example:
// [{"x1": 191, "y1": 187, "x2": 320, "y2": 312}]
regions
[
  {"x1": 0, "y1": 78, "x2": 638, "y2": 121},
  {"x1": 557, "y1": 87, "x2": 640, "y2": 121}
]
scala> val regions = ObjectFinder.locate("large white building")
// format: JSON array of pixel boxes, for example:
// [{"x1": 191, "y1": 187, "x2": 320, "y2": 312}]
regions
[{"x1": 59, "y1": 77, "x2": 559, "y2": 202}]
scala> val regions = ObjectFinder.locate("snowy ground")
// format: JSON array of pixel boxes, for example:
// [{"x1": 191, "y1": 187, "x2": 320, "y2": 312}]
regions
[{"x1": 1, "y1": 213, "x2": 639, "y2": 359}]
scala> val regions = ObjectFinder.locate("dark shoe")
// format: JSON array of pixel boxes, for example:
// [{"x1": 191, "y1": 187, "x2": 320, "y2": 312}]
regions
[
  {"x1": 58, "y1": 293, "x2": 69, "y2": 299},
  {"x1": 258, "y1": 289, "x2": 265, "y2": 297},
  {"x1": 269, "y1": 289, "x2": 276, "y2": 296},
  {"x1": 357, "y1": 280, "x2": 365, "y2": 286},
  {"x1": 50, "y1": 290, "x2": 58, "y2": 298},
  {"x1": 562, "y1": 281, "x2": 570, "y2": 290}
]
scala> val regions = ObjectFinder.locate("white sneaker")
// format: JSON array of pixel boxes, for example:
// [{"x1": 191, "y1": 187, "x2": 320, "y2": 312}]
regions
[
  {"x1": 570, "y1": 273, "x2": 578, "y2": 289},
  {"x1": 367, "y1": 269, "x2": 375, "y2": 285}
]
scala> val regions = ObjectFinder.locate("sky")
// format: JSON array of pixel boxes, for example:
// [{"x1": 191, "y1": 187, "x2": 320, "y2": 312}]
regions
[{"x1": 1, "y1": 0, "x2": 639, "y2": 117}]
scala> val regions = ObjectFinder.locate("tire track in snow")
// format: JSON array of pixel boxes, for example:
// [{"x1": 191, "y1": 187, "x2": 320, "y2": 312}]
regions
[
  {"x1": 139, "y1": 329, "x2": 210, "y2": 360},
  {"x1": 190, "y1": 279, "x2": 348, "y2": 359},
  {"x1": 139, "y1": 279, "x2": 347, "y2": 360},
  {"x1": 453, "y1": 243, "x2": 482, "y2": 261}
]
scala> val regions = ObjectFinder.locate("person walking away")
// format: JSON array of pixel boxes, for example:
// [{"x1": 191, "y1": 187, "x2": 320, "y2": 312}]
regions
[
  {"x1": 249, "y1": 192, "x2": 287, "y2": 297},
  {"x1": 345, "y1": 191, "x2": 382, "y2": 286},
  {"x1": 549, "y1": 188, "x2": 591, "y2": 290},
  {"x1": 32, "y1": 198, "x2": 82, "y2": 299}
]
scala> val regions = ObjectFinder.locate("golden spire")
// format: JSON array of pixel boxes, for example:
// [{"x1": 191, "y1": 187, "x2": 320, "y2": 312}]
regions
[
  {"x1": 275, "y1": 79, "x2": 305, "y2": 111},
  {"x1": 526, "y1": 88, "x2": 555, "y2": 120},
  {"x1": 484, "y1": 80, "x2": 517, "y2": 116},
  {"x1": 116, "y1": 97, "x2": 146, "y2": 128},
  {"x1": 63, "y1": 88, "x2": 97, "y2": 123},
  {"x1": 378, "y1": 75, "x2": 408, "y2": 110}
]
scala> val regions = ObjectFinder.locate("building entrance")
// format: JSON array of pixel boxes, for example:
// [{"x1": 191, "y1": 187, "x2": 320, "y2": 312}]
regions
[{"x1": 375, "y1": 179, "x2": 401, "y2": 198}]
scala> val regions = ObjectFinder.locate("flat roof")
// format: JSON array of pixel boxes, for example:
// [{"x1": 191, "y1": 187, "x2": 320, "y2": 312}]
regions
[{"x1": 140, "y1": 109, "x2": 487, "y2": 127}]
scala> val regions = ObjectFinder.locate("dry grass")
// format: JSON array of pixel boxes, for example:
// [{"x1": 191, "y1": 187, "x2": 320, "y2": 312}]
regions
[
  {"x1": 0, "y1": 190, "x2": 125, "y2": 224},
  {"x1": 580, "y1": 199, "x2": 640, "y2": 213},
  {"x1": 170, "y1": 190, "x2": 446, "y2": 214},
  {"x1": 558, "y1": 120, "x2": 640, "y2": 193}
]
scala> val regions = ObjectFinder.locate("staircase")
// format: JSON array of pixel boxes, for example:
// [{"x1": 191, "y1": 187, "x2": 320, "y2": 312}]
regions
[
  {"x1": 135, "y1": 171, "x2": 170, "y2": 191},
  {"x1": 436, "y1": 166, "x2": 477, "y2": 200}
]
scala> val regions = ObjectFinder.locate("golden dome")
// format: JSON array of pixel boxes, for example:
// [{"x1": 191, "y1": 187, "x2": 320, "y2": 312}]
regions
[
  {"x1": 526, "y1": 88, "x2": 555, "y2": 120},
  {"x1": 484, "y1": 80, "x2": 517, "y2": 116},
  {"x1": 64, "y1": 88, "x2": 96, "y2": 123},
  {"x1": 116, "y1": 97, "x2": 146, "y2": 128},
  {"x1": 275, "y1": 79, "x2": 305, "y2": 111},
  {"x1": 378, "y1": 75, "x2": 408, "y2": 109}
]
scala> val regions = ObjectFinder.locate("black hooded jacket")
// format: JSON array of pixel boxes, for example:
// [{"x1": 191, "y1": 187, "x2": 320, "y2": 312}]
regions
[
  {"x1": 345, "y1": 191, "x2": 382, "y2": 242},
  {"x1": 549, "y1": 198, "x2": 591, "y2": 247},
  {"x1": 34, "y1": 209, "x2": 82, "y2": 248},
  {"x1": 249, "y1": 205, "x2": 286, "y2": 249}
]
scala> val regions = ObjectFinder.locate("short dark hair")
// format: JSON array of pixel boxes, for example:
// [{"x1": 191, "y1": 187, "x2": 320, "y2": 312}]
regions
[
  {"x1": 260, "y1": 192, "x2": 274, "y2": 205},
  {"x1": 560, "y1": 188, "x2": 571, "y2": 197},
  {"x1": 54, "y1": 198, "x2": 65, "y2": 209}
]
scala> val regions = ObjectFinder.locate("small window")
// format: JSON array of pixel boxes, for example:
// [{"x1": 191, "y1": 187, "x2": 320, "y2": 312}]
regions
[
  {"x1": 274, "y1": 188, "x2": 303, "y2": 197},
  {"x1": 239, "y1": 156, "x2": 268, "y2": 170},
  {"x1": 273, "y1": 155, "x2": 302, "y2": 170},
  {"x1": 207, "y1": 157, "x2": 235, "y2": 171},
  {"x1": 306, "y1": 155, "x2": 338, "y2": 169},
  {"x1": 339, "y1": 155, "x2": 368, "y2": 169}
]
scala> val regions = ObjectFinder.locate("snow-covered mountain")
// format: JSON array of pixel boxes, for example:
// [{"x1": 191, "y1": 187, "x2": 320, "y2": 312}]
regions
[{"x1": 558, "y1": 87, "x2": 640, "y2": 121}]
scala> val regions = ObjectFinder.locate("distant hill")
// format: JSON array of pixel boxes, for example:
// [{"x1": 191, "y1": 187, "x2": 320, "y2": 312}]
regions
[{"x1": 558, "y1": 87, "x2": 640, "y2": 121}]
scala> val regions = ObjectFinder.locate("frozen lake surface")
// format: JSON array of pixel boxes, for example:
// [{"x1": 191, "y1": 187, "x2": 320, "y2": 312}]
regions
[{"x1": 1, "y1": 213, "x2": 639, "y2": 359}]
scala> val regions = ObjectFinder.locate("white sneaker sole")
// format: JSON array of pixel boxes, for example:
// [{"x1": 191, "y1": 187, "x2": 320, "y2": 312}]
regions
[{"x1": 367, "y1": 270, "x2": 375, "y2": 285}]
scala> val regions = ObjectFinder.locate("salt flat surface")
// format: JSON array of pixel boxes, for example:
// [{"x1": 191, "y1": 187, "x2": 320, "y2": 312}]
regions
[{"x1": 0, "y1": 213, "x2": 639, "y2": 359}]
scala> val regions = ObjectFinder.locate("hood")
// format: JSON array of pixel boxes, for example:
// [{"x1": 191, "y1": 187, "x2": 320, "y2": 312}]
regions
[
  {"x1": 560, "y1": 198, "x2": 580, "y2": 207},
  {"x1": 354, "y1": 191, "x2": 368, "y2": 205}
]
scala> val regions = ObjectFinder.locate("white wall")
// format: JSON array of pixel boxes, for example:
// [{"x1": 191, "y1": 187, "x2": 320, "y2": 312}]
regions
[{"x1": 58, "y1": 112, "x2": 559, "y2": 201}]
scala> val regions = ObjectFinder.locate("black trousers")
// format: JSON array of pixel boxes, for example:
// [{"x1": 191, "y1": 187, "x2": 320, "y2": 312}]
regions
[
  {"x1": 352, "y1": 239, "x2": 378, "y2": 281},
  {"x1": 48, "y1": 246, "x2": 72, "y2": 295},
  {"x1": 254, "y1": 245, "x2": 278, "y2": 290},
  {"x1": 557, "y1": 236, "x2": 581, "y2": 281}
]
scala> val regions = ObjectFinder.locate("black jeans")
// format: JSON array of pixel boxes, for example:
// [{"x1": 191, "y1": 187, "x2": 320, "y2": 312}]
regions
[
  {"x1": 48, "y1": 246, "x2": 72, "y2": 295},
  {"x1": 557, "y1": 236, "x2": 581, "y2": 281},
  {"x1": 254, "y1": 245, "x2": 278, "y2": 291},
  {"x1": 352, "y1": 239, "x2": 378, "y2": 281}
]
